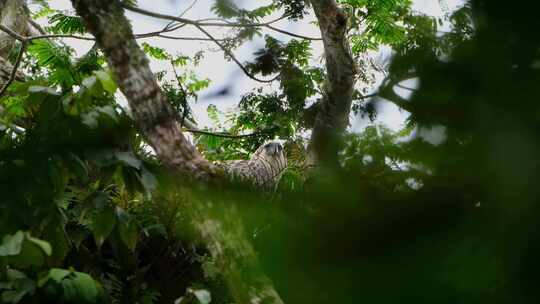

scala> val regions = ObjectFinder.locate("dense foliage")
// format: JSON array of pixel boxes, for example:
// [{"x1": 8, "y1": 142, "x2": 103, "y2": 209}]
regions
[{"x1": 1, "y1": 0, "x2": 539, "y2": 303}]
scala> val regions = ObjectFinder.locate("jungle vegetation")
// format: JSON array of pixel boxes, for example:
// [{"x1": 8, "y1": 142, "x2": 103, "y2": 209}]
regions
[{"x1": 1, "y1": 0, "x2": 539, "y2": 303}]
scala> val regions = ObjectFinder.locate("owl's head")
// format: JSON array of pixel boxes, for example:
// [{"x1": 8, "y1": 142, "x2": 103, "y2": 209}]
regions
[
  {"x1": 262, "y1": 142, "x2": 283, "y2": 156},
  {"x1": 252, "y1": 141, "x2": 287, "y2": 167}
]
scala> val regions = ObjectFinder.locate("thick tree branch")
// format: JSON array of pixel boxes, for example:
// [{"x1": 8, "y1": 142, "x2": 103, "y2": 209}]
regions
[
  {"x1": 70, "y1": 0, "x2": 218, "y2": 180},
  {"x1": 307, "y1": 0, "x2": 357, "y2": 166}
]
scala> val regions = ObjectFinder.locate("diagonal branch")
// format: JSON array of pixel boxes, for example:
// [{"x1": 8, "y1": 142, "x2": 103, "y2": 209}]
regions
[
  {"x1": 70, "y1": 0, "x2": 218, "y2": 180},
  {"x1": 193, "y1": 24, "x2": 279, "y2": 83},
  {"x1": 0, "y1": 40, "x2": 25, "y2": 97},
  {"x1": 69, "y1": 1, "x2": 284, "y2": 303},
  {"x1": 162, "y1": 0, "x2": 199, "y2": 31}
]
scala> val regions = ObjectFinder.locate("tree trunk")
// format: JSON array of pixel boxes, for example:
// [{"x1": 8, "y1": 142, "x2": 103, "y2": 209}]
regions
[
  {"x1": 70, "y1": 1, "x2": 284, "y2": 303},
  {"x1": 308, "y1": 0, "x2": 357, "y2": 167},
  {"x1": 0, "y1": 0, "x2": 28, "y2": 58}
]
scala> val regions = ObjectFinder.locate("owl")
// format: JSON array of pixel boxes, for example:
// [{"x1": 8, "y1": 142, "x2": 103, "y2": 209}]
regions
[{"x1": 216, "y1": 141, "x2": 287, "y2": 190}]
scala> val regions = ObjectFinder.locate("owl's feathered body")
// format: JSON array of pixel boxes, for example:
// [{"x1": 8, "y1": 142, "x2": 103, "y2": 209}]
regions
[{"x1": 216, "y1": 142, "x2": 287, "y2": 190}]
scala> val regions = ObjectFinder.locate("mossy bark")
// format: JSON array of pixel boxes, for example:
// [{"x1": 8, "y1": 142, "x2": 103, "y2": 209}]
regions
[{"x1": 308, "y1": 0, "x2": 357, "y2": 167}]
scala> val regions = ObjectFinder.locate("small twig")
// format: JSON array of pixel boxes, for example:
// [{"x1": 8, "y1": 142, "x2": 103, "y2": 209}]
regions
[
  {"x1": 0, "y1": 24, "x2": 25, "y2": 41},
  {"x1": 194, "y1": 24, "x2": 279, "y2": 83},
  {"x1": 395, "y1": 83, "x2": 417, "y2": 91},
  {"x1": 183, "y1": 127, "x2": 261, "y2": 138},
  {"x1": 169, "y1": 59, "x2": 190, "y2": 126},
  {"x1": 155, "y1": 34, "x2": 224, "y2": 41},
  {"x1": 163, "y1": 0, "x2": 199, "y2": 31},
  {"x1": 265, "y1": 24, "x2": 322, "y2": 41},
  {"x1": 356, "y1": 92, "x2": 379, "y2": 100},
  {"x1": 13, "y1": 27, "x2": 224, "y2": 43},
  {"x1": 122, "y1": 4, "x2": 323, "y2": 41},
  {"x1": 26, "y1": 33, "x2": 95, "y2": 41},
  {"x1": 28, "y1": 19, "x2": 47, "y2": 35},
  {"x1": 193, "y1": 14, "x2": 289, "y2": 27},
  {"x1": 168, "y1": 61, "x2": 267, "y2": 139}
]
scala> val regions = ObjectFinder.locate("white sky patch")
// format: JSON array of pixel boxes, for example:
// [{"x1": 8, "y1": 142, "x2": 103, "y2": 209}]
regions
[
  {"x1": 418, "y1": 125, "x2": 448, "y2": 146},
  {"x1": 36, "y1": 0, "x2": 465, "y2": 131}
]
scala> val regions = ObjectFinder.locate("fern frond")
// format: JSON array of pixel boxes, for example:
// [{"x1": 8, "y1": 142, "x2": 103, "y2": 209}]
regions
[
  {"x1": 27, "y1": 40, "x2": 78, "y2": 87},
  {"x1": 212, "y1": 0, "x2": 240, "y2": 18},
  {"x1": 28, "y1": 40, "x2": 72, "y2": 68},
  {"x1": 48, "y1": 12, "x2": 86, "y2": 34}
]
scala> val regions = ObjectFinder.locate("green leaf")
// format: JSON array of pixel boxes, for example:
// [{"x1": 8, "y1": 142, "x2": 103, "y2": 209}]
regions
[
  {"x1": 207, "y1": 104, "x2": 221, "y2": 126},
  {"x1": 82, "y1": 106, "x2": 118, "y2": 128},
  {"x1": 1, "y1": 278, "x2": 35, "y2": 304},
  {"x1": 41, "y1": 269, "x2": 102, "y2": 303},
  {"x1": 25, "y1": 233, "x2": 52, "y2": 256},
  {"x1": 95, "y1": 70, "x2": 117, "y2": 94},
  {"x1": 141, "y1": 42, "x2": 170, "y2": 60},
  {"x1": 5, "y1": 270, "x2": 27, "y2": 281},
  {"x1": 90, "y1": 195, "x2": 116, "y2": 248},
  {"x1": 116, "y1": 208, "x2": 139, "y2": 251},
  {"x1": 81, "y1": 75, "x2": 98, "y2": 91},
  {"x1": 27, "y1": 85, "x2": 60, "y2": 96},
  {"x1": 212, "y1": 0, "x2": 240, "y2": 17},
  {"x1": 140, "y1": 167, "x2": 158, "y2": 193},
  {"x1": 0, "y1": 232, "x2": 24, "y2": 256},
  {"x1": 81, "y1": 111, "x2": 99, "y2": 128},
  {"x1": 27, "y1": 40, "x2": 76, "y2": 87},
  {"x1": 43, "y1": 223, "x2": 69, "y2": 261},
  {"x1": 61, "y1": 271, "x2": 99, "y2": 302},
  {"x1": 8, "y1": 236, "x2": 50, "y2": 268},
  {"x1": 115, "y1": 151, "x2": 142, "y2": 169},
  {"x1": 48, "y1": 13, "x2": 85, "y2": 34},
  {"x1": 0, "y1": 270, "x2": 35, "y2": 303},
  {"x1": 46, "y1": 268, "x2": 71, "y2": 283},
  {"x1": 66, "y1": 153, "x2": 89, "y2": 182},
  {"x1": 172, "y1": 55, "x2": 190, "y2": 67}
]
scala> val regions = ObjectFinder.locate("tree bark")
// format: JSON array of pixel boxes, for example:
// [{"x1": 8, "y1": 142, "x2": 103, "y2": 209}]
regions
[
  {"x1": 0, "y1": 0, "x2": 28, "y2": 86},
  {"x1": 70, "y1": 0, "x2": 218, "y2": 180},
  {"x1": 0, "y1": 0, "x2": 28, "y2": 58},
  {"x1": 307, "y1": 0, "x2": 357, "y2": 167},
  {"x1": 70, "y1": 1, "x2": 284, "y2": 303}
]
